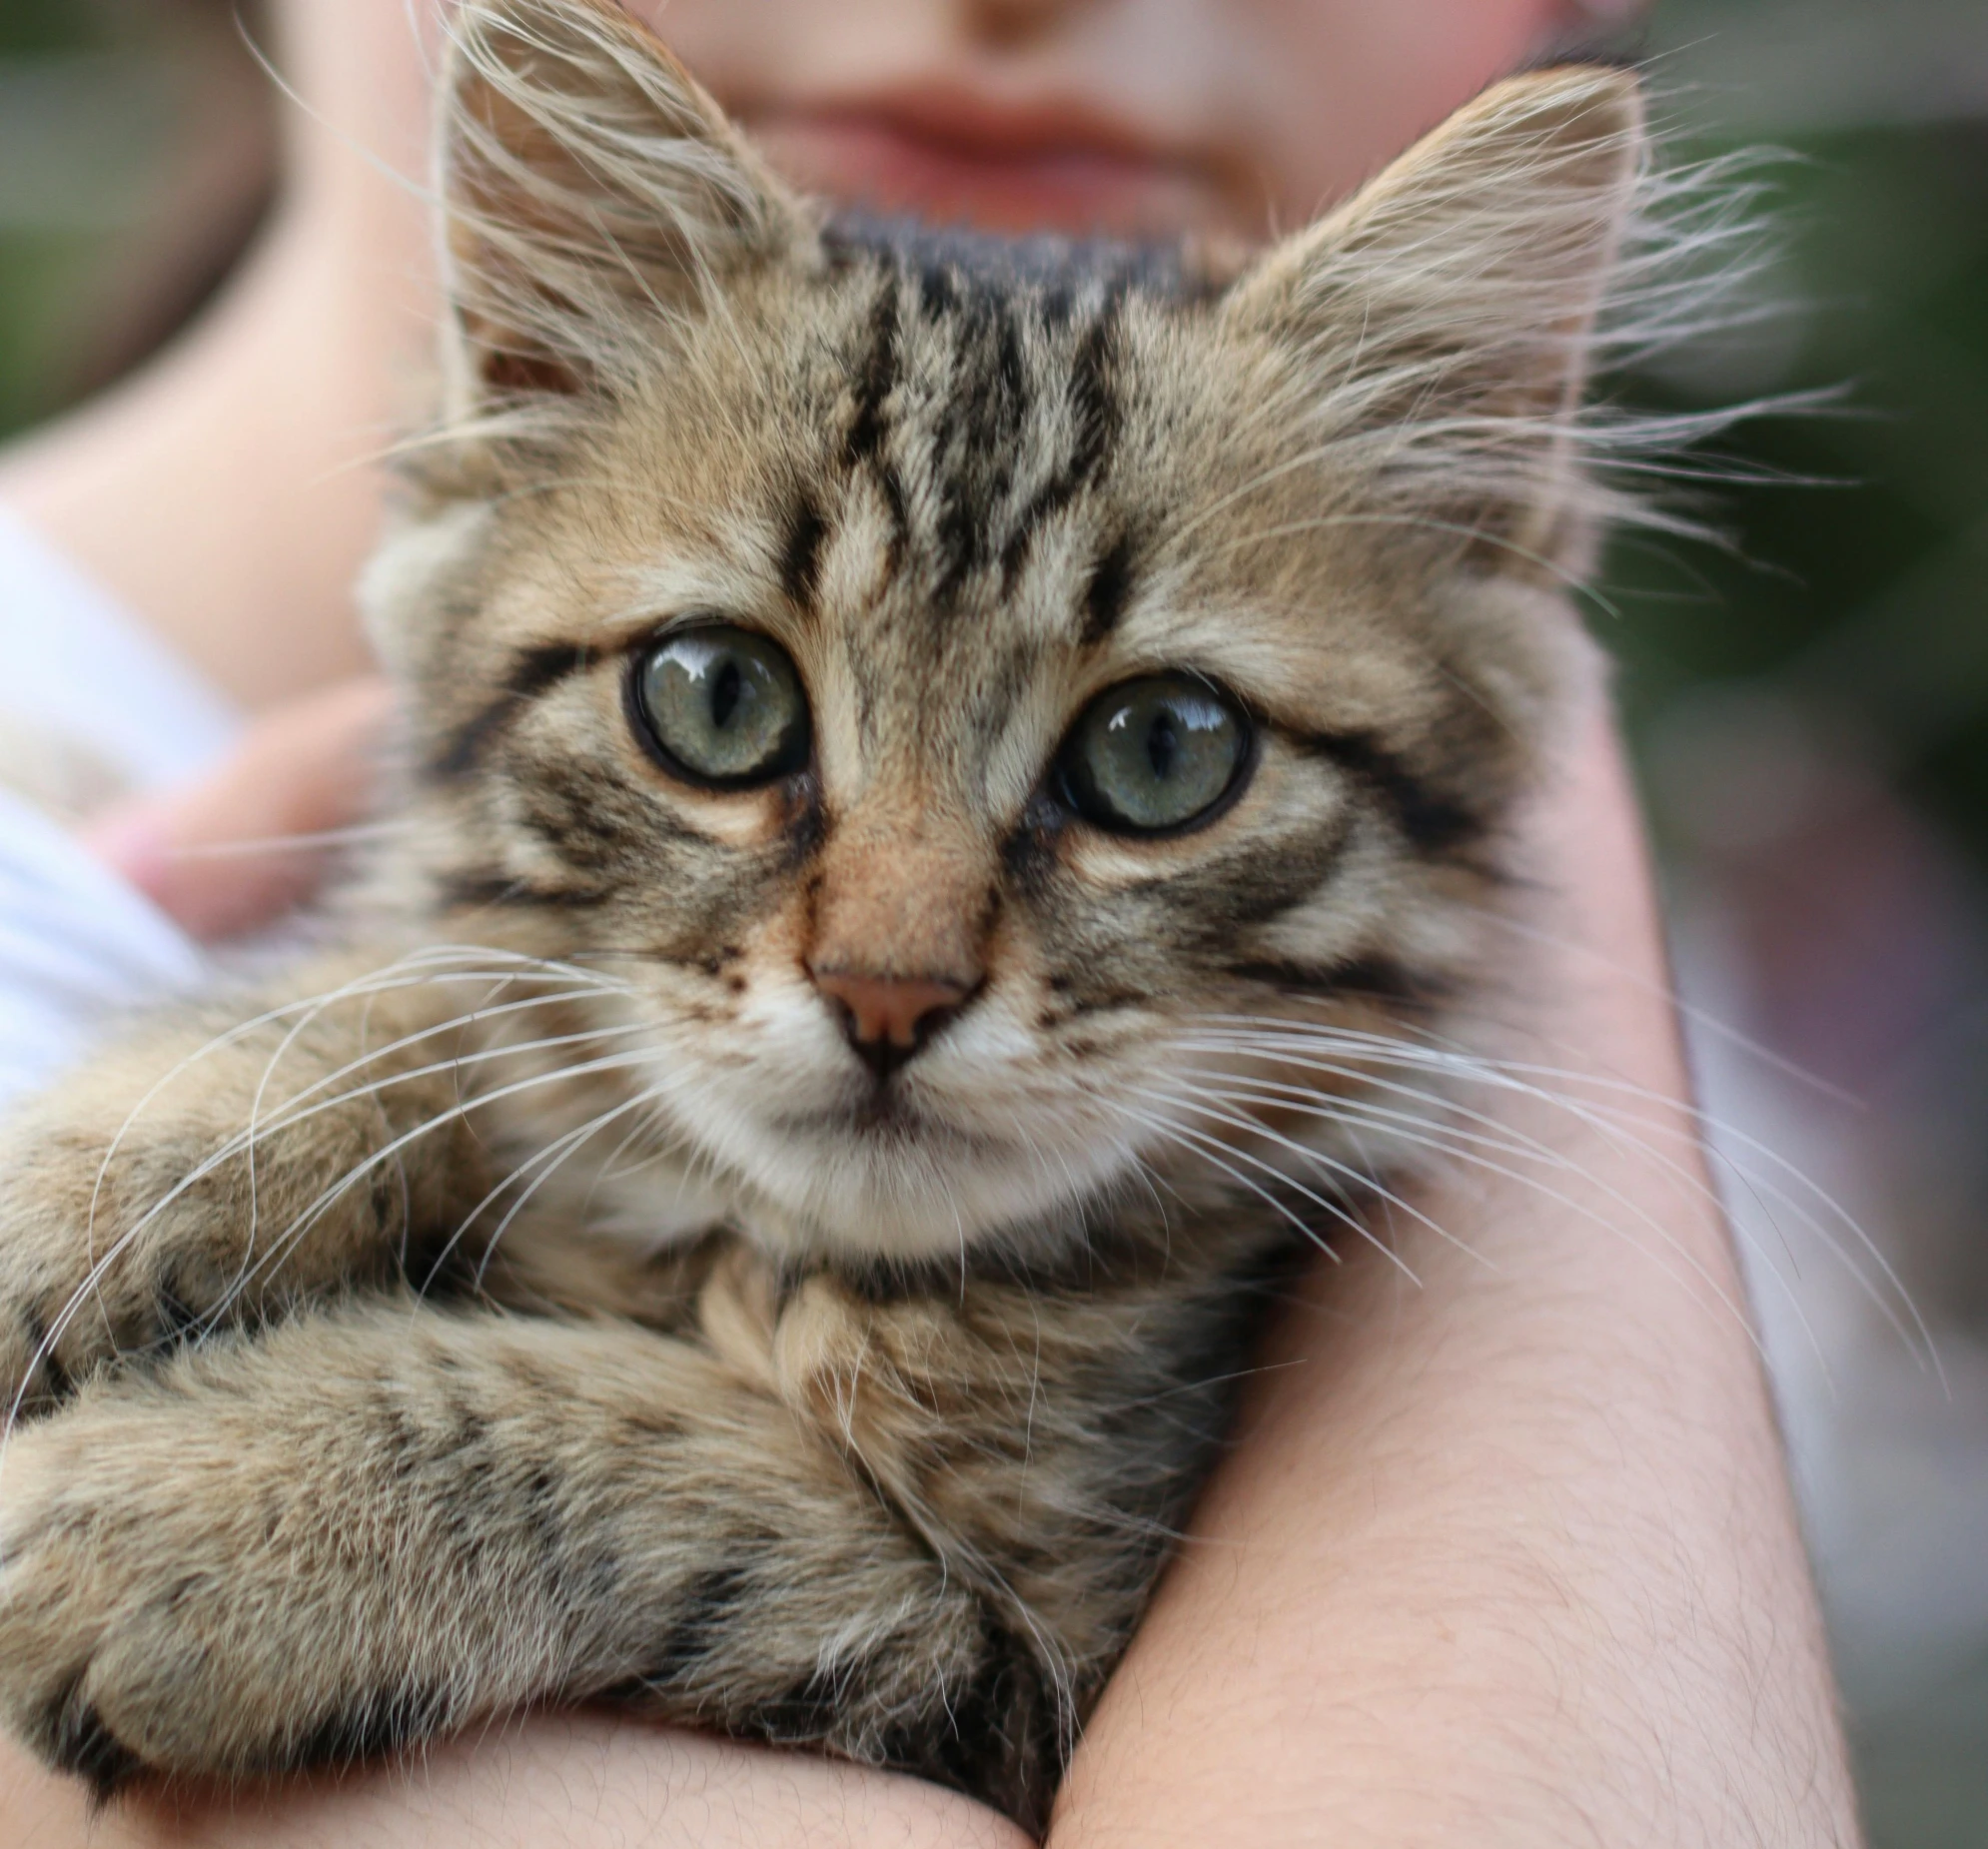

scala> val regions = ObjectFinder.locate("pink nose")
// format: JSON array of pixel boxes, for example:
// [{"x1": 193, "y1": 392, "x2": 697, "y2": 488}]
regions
[{"x1": 811, "y1": 969, "x2": 971, "y2": 1055}]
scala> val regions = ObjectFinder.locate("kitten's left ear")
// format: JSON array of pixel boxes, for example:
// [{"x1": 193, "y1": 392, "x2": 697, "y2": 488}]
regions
[
  {"x1": 438, "y1": 0, "x2": 813, "y2": 416},
  {"x1": 1222, "y1": 66, "x2": 1646, "y2": 562}
]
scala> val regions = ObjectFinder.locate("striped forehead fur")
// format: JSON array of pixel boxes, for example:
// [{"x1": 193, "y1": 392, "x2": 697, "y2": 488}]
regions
[{"x1": 426, "y1": 0, "x2": 1754, "y2": 541}]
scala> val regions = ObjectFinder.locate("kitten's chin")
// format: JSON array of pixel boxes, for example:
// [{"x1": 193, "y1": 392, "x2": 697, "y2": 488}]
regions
[{"x1": 670, "y1": 1089, "x2": 1133, "y2": 1263}]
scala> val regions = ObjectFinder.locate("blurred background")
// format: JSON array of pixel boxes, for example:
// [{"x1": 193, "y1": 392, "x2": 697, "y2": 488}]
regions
[{"x1": 0, "y1": 0, "x2": 1982, "y2": 1840}]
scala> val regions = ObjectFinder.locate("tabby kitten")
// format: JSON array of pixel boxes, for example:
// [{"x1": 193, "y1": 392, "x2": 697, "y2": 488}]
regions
[{"x1": 0, "y1": 0, "x2": 1649, "y2": 1828}]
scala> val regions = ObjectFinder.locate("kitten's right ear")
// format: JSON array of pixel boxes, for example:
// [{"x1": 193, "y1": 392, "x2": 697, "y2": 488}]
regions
[
  {"x1": 1221, "y1": 65, "x2": 1647, "y2": 563},
  {"x1": 439, "y1": 0, "x2": 812, "y2": 416}
]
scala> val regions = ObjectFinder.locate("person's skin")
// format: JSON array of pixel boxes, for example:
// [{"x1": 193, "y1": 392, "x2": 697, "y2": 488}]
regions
[{"x1": 0, "y1": 0, "x2": 1861, "y2": 1843}]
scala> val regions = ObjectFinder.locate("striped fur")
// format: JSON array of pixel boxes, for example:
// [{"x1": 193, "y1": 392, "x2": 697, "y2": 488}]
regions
[{"x1": 0, "y1": 0, "x2": 1652, "y2": 1829}]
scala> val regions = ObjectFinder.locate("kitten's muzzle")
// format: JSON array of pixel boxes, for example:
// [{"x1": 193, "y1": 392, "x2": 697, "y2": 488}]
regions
[{"x1": 811, "y1": 968, "x2": 974, "y2": 1081}]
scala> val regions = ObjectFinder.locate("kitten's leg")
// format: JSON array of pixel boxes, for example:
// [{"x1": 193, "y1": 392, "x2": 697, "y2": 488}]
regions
[
  {"x1": 0, "y1": 1292, "x2": 1071, "y2": 1828},
  {"x1": 0, "y1": 940, "x2": 601, "y2": 1411}
]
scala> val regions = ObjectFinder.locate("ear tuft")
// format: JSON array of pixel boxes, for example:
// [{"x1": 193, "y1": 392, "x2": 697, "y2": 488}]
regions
[
  {"x1": 1223, "y1": 65, "x2": 1649, "y2": 565},
  {"x1": 439, "y1": 0, "x2": 811, "y2": 417}
]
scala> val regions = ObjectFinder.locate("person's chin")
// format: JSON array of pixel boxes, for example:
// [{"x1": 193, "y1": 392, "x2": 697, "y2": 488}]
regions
[{"x1": 748, "y1": 115, "x2": 1229, "y2": 243}]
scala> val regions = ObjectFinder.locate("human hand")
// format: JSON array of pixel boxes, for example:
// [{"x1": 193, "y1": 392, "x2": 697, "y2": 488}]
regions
[{"x1": 78, "y1": 678, "x2": 395, "y2": 942}]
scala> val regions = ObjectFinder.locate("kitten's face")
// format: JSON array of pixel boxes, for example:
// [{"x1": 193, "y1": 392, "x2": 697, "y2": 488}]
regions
[{"x1": 366, "y1": 1, "x2": 1638, "y2": 1261}]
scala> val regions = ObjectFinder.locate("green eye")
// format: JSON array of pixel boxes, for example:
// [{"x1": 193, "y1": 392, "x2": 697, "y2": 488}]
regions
[
  {"x1": 630, "y1": 624, "x2": 810, "y2": 786},
  {"x1": 1060, "y1": 674, "x2": 1251, "y2": 835}
]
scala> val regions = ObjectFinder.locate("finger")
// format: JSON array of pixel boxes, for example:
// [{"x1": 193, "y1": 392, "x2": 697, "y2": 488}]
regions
[{"x1": 80, "y1": 678, "x2": 396, "y2": 943}]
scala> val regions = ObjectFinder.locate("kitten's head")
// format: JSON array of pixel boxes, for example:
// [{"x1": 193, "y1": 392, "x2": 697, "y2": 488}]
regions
[{"x1": 366, "y1": 0, "x2": 1644, "y2": 1262}]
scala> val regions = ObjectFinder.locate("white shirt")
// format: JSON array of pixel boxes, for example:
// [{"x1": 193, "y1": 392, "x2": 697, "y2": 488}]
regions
[{"x1": 0, "y1": 503, "x2": 242, "y2": 1103}]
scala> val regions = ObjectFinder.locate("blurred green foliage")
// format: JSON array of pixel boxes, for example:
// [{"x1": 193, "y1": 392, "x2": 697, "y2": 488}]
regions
[
  {"x1": 0, "y1": 0, "x2": 93, "y2": 55},
  {"x1": 0, "y1": 1, "x2": 132, "y2": 434},
  {"x1": 1606, "y1": 117, "x2": 1988, "y2": 869},
  {"x1": 0, "y1": 232, "x2": 98, "y2": 434}
]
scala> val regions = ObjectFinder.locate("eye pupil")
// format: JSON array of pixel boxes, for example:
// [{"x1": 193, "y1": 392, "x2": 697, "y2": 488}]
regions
[
  {"x1": 631, "y1": 623, "x2": 809, "y2": 787},
  {"x1": 710, "y1": 659, "x2": 743, "y2": 729},
  {"x1": 1060, "y1": 674, "x2": 1249, "y2": 836}
]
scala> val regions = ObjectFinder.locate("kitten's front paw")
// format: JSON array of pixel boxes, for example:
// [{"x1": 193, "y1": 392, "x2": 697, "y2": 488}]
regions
[
  {"x1": 0, "y1": 1401, "x2": 229, "y2": 1790},
  {"x1": 0, "y1": 1387, "x2": 414, "y2": 1792}
]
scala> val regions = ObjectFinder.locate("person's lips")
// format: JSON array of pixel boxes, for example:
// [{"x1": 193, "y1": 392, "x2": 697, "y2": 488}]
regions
[{"x1": 743, "y1": 85, "x2": 1230, "y2": 240}]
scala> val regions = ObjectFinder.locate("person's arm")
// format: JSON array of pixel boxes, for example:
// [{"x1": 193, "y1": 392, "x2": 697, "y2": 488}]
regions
[
  {"x1": 2, "y1": 692, "x2": 1857, "y2": 1847},
  {"x1": 0, "y1": 1718, "x2": 1030, "y2": 1849}
]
